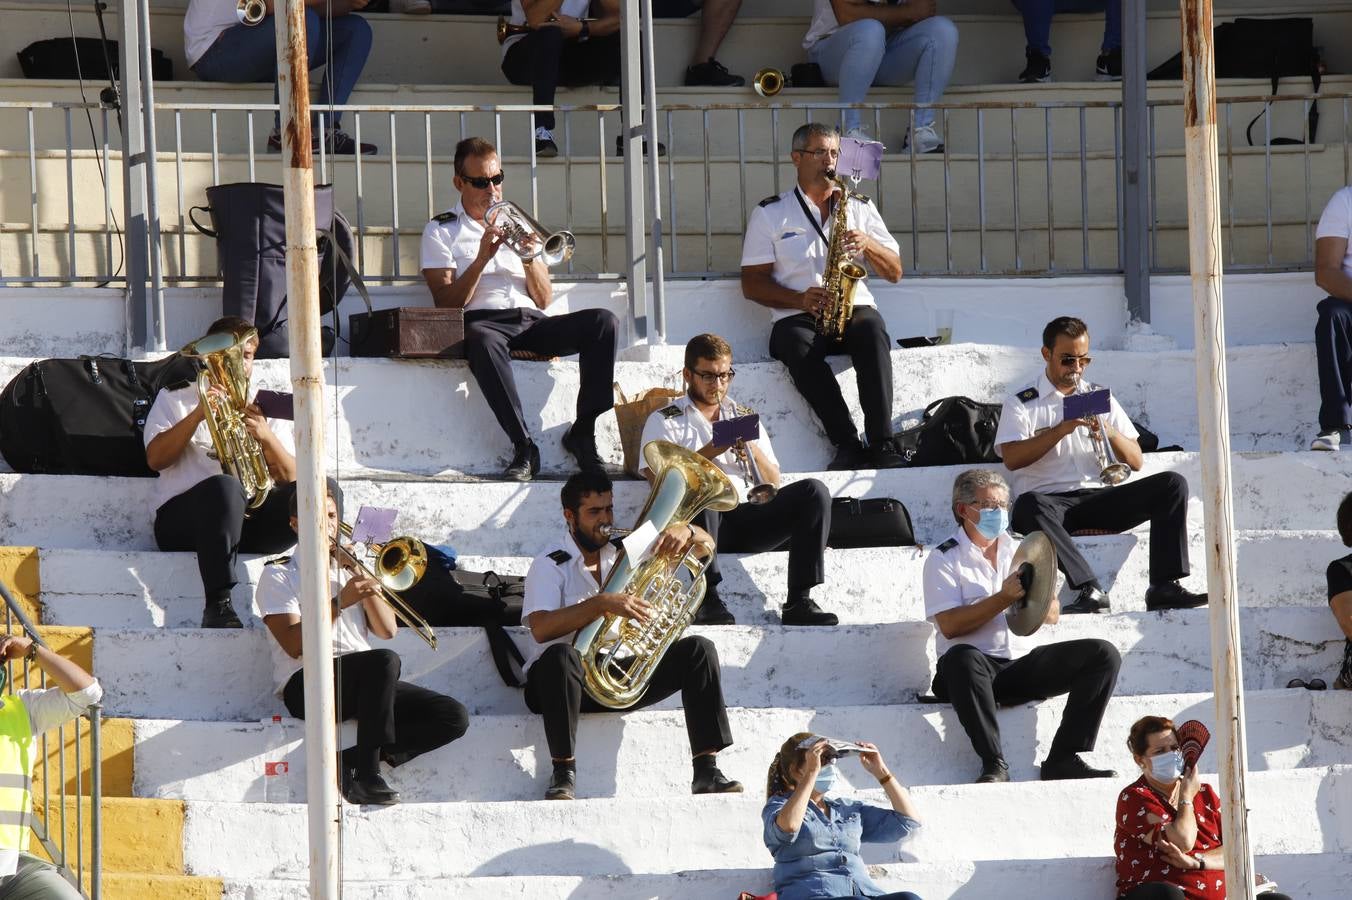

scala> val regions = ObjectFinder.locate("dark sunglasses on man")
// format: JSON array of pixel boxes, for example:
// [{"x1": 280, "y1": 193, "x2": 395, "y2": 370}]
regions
[{"x1": 463, "y1": 172, "x2": 506, "y2": 190}]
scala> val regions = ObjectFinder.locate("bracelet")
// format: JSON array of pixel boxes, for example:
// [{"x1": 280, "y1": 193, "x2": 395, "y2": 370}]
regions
[
  {"x1": 877, "y1": 773, "x2": 894, "y2": 787},
  {"x1": 23, "y1": 643, "x2": 37, "y2": 663}
]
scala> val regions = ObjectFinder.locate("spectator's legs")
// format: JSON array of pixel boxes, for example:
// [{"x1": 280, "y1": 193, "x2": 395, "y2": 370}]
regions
[
  {"x1": 0, "y1": 855, "x2": 86, "y2": 900},
  {"x1": 1099, "y1": 0, "x2": 1122, "y2": 51},
  {"x1": 153, "y1": 474, "x2": 247, "y2": 607},
  {"x1": 691, "y1": 0, "x2": 741, "y2": 64},
  {"x1": 872, "y1": 17, "x2": 959, "y2": 130},
  {"x1": 1315, "y1": 297, "x2": 1352, "y2": 433},
  {"x1": 501, "y1": 28, "x2": 565, "y2": 131},
  {"x1": 382, "y1": 682, "x2": 469, "y2": 767},
  {"x1": 809, "y1": 19, "x2": 888, "y2": 133},
  {"x1": 463, "y1": 310, "x2": 533, "y2": 447},
  {"x1": 1011, "y1": 0, "x2": 1056, "y2": 57},
  {"x1": 190, "y1": 24, "x2": 278, "y2": 85},
  {"x1": 769, "y1": 313, "x2": 860, "y2": 449},
  {"x1": 1120, "y1": 885, "x2": 1187, "y2": 900},
  {"x1": 307, "y1": 11, "x2": 374, "y2": 129}
]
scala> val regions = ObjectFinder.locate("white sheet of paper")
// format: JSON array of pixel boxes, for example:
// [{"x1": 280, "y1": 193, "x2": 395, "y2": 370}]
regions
[{"x1": 621, "y1": 520, "x2": 661, "y2": 564}]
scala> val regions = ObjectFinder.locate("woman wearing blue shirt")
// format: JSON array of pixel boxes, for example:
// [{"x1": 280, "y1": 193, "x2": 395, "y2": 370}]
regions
[{"x1": 762, "y1": 732, "x2": 923, "y2": 900}]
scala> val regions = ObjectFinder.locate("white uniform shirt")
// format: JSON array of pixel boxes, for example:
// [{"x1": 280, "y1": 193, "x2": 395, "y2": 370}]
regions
[
  {"x1": 1316, "y1": 186, "x2": 1352, "y2": 277},
  {"x1": 741, "y1": 186, "x2": 898, "y2": 323},
  {"x1": 419, "y1": 202, "x2": 533, "y2": 313},
  {"x1": 521, "y1": 529, "x2": 618, "y2": 674},
  {"x1": 922, "y1": 527, "x2": 1018, "y2": 659},
  {"x1": 183, "y1": 0, "x2": 242, "y2": 68},
  {"x1": 254, "y1": 554, "x2": 376, "y2": 695},
  {"x1": 142, "y1": 384, "x2": 294, "y2": 511},
  {"x1": 993, "y1": 371, "x2": 1138, "y2": 496},
  {"x1": 501, "y1": 0, "x2": 591, "y2": 56},
  {"x1": 638, "y1": 394, "x2": 781, "y2": 505}
]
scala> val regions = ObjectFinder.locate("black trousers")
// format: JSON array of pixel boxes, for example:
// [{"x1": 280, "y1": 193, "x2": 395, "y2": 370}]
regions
[
  {"x1": 463, "y1": 307, "x2": 618, "y2": 448},
  {"x1": 1010, "y1": 471, "x2": 1190, "y2": 591},
  {"x1": 523, "y1": 636, "x2": 733, "y2": 761},
  {"x1": 1121, "y1": 885, "x2": 1290, "y2": 900},
  {"x1": 500, "y1": 28, "x2": 621, "y2": 132},
  {"x1": 932, "y1": 639, "x2": 1121, "y2": 765},
  {"x1": 695, "y1": 478, "x2": 831, "y2": 597},
  {"x1": 1316, "y1": 296, "x2": 1352, "y2": 432},
  {"x1": 282, "y1": 648, "x2": 469, "y2": 776},
  {"x1": 154, "y1": 475, "x2": 304, "y2": 605},
  {"x1": 768, "y1": 307, "x2": 894, "y2": 447}
]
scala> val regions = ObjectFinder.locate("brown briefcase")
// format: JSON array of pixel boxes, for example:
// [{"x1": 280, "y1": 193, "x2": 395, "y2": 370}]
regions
[{"x1": 350, "y1": 307, "x2": 465, "y2": 359}]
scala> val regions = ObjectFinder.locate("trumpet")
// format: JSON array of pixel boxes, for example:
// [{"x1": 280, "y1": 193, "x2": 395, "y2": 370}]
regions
[
  {"x1": 496, "y1": 15, "x2": 532, "y2": 44},
  {"x1": 1072, "y1": 378, "x2": 1131, "y2": 486},
  {"x1": 721, "y1": 399, "x2": 777, "y2": 504},
  {"x1": 332, "y1": 523, "x2": 438, "y2": 649},
  {"x1": 237, "y1": 0, "x2": 266, "y2": 26},
  {"x1": 752, "y1": 68, "x2": 785, "y2": 98},
  {"x1": 485, "y1": 199, "x2": 575, "y2": 267}
]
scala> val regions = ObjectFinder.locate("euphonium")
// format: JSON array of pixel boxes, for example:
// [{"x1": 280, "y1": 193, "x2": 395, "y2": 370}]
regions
[
  {"x1": 237, "y1": 0, "x2": 266, "y2": 26},
  {"x1": 818, "y1": 177, "x2": 866, "y2": 340},
  {"x1": 752, "y1": 68, "x2": 785, "y2": 98},
  {"x1": 485, "y1": 199, "x2": 576, "y2": 267},
  {"x1": 333, "y1": 524, "x2": 439, "y2": 649},
  {"x1": 574, "y1": 440, "x2": 739, "y2": 709},
  {"x1": 181, "y1": 327, "x2": 274, "y2": 511}
]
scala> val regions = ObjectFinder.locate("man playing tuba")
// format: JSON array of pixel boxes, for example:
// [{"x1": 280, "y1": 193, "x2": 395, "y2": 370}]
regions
[{"x1": 521, "y1": 471, "x2": 742, "y2": 801}]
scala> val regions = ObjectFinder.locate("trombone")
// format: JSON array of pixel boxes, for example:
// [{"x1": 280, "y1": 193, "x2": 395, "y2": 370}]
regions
[{"x1": 332, "y1": 524, "x2": 439, "y2": 649}]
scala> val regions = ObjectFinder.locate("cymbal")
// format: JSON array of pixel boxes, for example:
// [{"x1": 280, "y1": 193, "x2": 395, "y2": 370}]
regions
[{"x1": 1005, "y1": 531, "x2": 1058, "y2": 636}]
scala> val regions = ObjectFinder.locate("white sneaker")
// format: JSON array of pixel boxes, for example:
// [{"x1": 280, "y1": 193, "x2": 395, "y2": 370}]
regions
[
  {"x1": 391, "y1": 0, "x2": 432, "y2": 12},
  {"x1": 903, "y1": 123, "x2": 944, "y2": 154},
  {"x1": 1311, "y1": 431, "x2": 1342, "y2": 451}
]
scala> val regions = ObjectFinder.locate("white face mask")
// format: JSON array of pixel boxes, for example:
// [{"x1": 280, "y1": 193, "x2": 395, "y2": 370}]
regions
[{"x1": 1149, "y1": 749, "x2": 1184, "y2": 783}]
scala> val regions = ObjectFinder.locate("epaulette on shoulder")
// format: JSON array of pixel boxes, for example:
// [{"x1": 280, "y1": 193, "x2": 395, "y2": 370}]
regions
[
  {"x1": 265, "y1": 554, "x2": 293, "y2": 567},
  {"x1": 163, "y1": 378, "x2": 193, "y2": 392},
  {"x1": 936, "y1": 538, "x2": 959, "y2": 553},
  {"x1": 1016, "y1": 386, "x2": 1039, "y2": 404},
  {"x1": 758, "y1": 194, "x2": 782, "y2": 208},
  {"x1": 433, "y1": 210, "x2": 458, "y2": 224},
  {"x1": 547, "y1": 549, "x2": 572, "y2": 565},
  {"x1": 659, "y1": 404, "x2": 683, "y2": 419},
  {"x1": 849, "y1": 190, "x2": 872, "y2": 204}
]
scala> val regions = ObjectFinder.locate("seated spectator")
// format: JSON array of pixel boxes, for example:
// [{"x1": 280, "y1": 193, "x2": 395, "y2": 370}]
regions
[
  {"x1": 801, "y1": 0, "x2": 958, "y2": 153},
  {"x1": 1114, "y1": 716, "x2": 1293, "y2": 900},
  {"x1": 654, "y1": 0, "x2": 746, "y2": 86},
  {"x1": 184, "y1": 0, "x2": 376, "y2": 155},
  {"x1": 1328, "y1": 492, "x2": 1352, "y2": 688},
  {"x1": 1012, "y1": 0, "x2": 1121, "y2": 84},
  {"x1": 255, "y1": 483, "x2": 469, "y2": 806},
  {"x1": 1312, "y1": 184, "x2": 1352, "y2": 451},
  {"x1": 763, "y1": 733, "x2": 922, "y2": 900}
]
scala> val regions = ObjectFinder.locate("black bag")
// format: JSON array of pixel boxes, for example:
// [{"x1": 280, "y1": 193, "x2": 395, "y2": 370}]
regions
[
  {"x1": 0, "y1": 354, "x2": 198, "y2": 476},
  {"x1": 828, "y1": 497, "x2": 916, "y2": 549},
  {"x1": 18, "y1": 37, "x2": 173, "y2": 82},
  {"x1": 189, "y1": 183, "x2": 360, "y2": 359},
  {"x1": 893, "y1": 396, "x2": 1002, "y2": 468},
  {"x1": 790, "y1": 63, "x2": 826, "y2": 88},
  {"x1": 400, "y1": 558, "x2": 529, "y2": 688}
]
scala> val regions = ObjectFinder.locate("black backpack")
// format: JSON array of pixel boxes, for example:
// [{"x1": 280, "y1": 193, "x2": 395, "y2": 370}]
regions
[
  {"x1": 893, "y1": 396, "x2": 1002, "y2": 468},
  {"x1": 0, "y1": 354, "x2": 198, "y2": 476}
]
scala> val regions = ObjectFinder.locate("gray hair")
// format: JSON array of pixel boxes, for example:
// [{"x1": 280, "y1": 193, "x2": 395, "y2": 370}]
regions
[
  {"x1": 951, "y1": 469, "x2": 1010, "y2": 523},
  {"x1": 791, "y1": 122, "x2": 840, "y2": 153}
]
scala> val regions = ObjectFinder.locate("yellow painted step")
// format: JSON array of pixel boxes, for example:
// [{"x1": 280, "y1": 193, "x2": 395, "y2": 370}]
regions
[
  {"x1": 34, "y1": 797, "x2": 186, "y2": 876},
  {"x1": 0, "y1": 547, "x2": 41, "y2": 624},
  {"x1": 26, "y1": 716, "x2": 134, "y2": 801},
  {"x1": 104, "y1": 873, "x2": 224, "y2": 900}
]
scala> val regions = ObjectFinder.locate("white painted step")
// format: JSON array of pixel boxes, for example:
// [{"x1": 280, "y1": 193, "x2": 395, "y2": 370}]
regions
[{"x1": 92, "y1": 606, "x2": 1348, "y2": 721}]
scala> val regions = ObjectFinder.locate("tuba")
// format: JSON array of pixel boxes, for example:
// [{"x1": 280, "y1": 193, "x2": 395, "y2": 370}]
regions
[
  {"x1": 181, "y1": 327, "x2": 274, "y2": 511},
  {"x1": 333, "y1": 524, "x2": 439, "y2": 649},
  {"x1": 485, "y1": 199, "x2": 576, "y2": 267},
  {"x1": 237, "y1": 0, "x2": 266, "y2": 25},
  {"x1": 817, "y1": 177, "x2": 867, "y2": 340},
  {"x1": 574, "y1": 440, "x2": 739, "y2": 709}
]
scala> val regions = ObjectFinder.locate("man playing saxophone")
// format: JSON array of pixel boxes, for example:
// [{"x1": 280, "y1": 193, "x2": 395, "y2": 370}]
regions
[
  {"x1": 741, "y1": 122, "x2": 906, "y2": 471},
  {"x1": 144, "y1": 316, "x2": 304, "y2": 629},
  {"x1": 521, "y1": 471, "x2": 741, "y2": 801}
]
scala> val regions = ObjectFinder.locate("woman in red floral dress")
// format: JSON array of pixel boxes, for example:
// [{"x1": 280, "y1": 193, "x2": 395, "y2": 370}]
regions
[{"x1": 1113, "y1": 716, "x2": 1292, "y2": 900}]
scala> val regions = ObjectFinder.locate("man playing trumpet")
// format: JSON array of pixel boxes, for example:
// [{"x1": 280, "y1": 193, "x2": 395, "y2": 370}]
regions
[{"x1": 995, "y1": 316, "x2": 1206, "y2": 614}]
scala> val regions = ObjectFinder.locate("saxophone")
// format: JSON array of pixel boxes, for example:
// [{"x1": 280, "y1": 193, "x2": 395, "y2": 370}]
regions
[{"x1": 817, "y1": 177, "x2": 868, "y2": 340}]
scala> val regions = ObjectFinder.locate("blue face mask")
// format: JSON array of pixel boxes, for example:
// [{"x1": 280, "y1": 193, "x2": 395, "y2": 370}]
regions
[
  {"x1": 975, "y1": 507, "x2": 1009, "y2": 540},
  {"x1": 814, "y1": 764, "x2": 838, "y2": 794}
]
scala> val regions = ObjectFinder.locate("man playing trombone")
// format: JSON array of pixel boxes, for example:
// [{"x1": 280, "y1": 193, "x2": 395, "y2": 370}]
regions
[
  {"x1": 255, "y1": 482, "x2": 469, "y2": 806},
  {"x1": 995, "y1": 316, "x2": 1206, "y2": 614},
  {"x1": 420, "y1": 136, "x2": 618, "y2": 481}
]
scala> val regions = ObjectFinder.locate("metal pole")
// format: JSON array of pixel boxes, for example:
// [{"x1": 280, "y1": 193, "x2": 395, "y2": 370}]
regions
[
  {"x1": 1179, "y1": 2, "x2": 1255, "y2": 896},
  {"x1": 1122, "y1": 0, "x2": 1151, "y2": 322},
  {"x1": 117, "y1": 0, "x2": 148, "y2": 354},
  {"x1": 619, "y1": 0, "x2": 648, "y2": 339},
  {"x1": 136, "y1": 0, "x2": 166, "y2": 350},
  {"x1": 639, "y1": 0, "x2": 666, "y2": 344},
  {"x1": 275, "y1": 3, "x2": 339, "y2": 898}
]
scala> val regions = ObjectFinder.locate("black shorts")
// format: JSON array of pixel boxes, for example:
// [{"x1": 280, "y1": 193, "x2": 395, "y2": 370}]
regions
[{"x1": 652, "y1": 0, "x2": 699, "y2": 17}]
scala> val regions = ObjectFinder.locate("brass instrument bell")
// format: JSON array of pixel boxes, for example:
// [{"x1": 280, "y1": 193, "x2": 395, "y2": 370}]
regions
[{"x1": 753, "y1": 68, "x2": 785, "y2": 98}]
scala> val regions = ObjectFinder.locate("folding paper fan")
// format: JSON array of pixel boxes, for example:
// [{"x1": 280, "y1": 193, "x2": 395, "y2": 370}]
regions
[{"x1": 1177, "y1": 719, "x2": 1211, "y2": 770}]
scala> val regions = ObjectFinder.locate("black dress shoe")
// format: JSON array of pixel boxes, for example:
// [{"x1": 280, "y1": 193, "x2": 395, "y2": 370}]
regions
[
  {"x1": 1144, "y1": 580, "x2": 1208, "y2": 611},
  {"x1": 1062, "y1": 585, "x2": 1110, "y2": 615},
  {"x1": 864, "y1": 440, "x2": 906, "y2": 469},
  {"x1": 781, "y1": 598, "x2": 839, "y2": 626},
  {"x1": 1040, "y1": 754, "x2": 1116, "y2": 781},
  {"x1": 504, "y1": 441, "x2": 541, "y2": 481},
  {"x1": 827, "y1": 442, "x2": 866, "y2": 471},
  {"x1": 976, "y1": 758, "x2": 1010, "y2": 783},
  {"x1": 561, "y1": 427, "x2": 604, "y2": 474},
  {"x1": 201, "y1": 600, "x2": 243, "y2": 629},
  {"x1": 615, "y1": 135, "x2": 667, "y2": 157},
  {"x1": 545, "y1": 764, "x2": 576, "y2": 800},
  {"x1": 344, "y1": 773, "x2": 400, "y2": 806},
  {"x1": 692, "y1": 766, "x2": 744, "y2": 794},
  {"x1": 693, "y1": 594, "x2": 735, "y2": 625}
]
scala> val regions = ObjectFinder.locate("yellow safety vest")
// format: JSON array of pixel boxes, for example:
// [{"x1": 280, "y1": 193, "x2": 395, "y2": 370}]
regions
[{"x1": 0, "y1": 696, "x2": 34, "y2": 853}]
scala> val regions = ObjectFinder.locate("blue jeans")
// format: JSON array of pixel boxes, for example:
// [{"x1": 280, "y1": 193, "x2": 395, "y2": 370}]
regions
[
  {"x1": 1012, "y1": 0, "x2": 1121, "y2": 55},
  {"x1": 809, "y1": 17, "x2": 959, "y2": 133},
  {"x1": 191, "y1": 10, "x2": 373, "y2": 131}
]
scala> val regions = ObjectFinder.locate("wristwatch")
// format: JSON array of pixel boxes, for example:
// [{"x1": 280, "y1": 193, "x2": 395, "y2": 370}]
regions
[
  {"x1": 578, "y1": 20, "x2": 590, "y2": 42},
  {"x1": 24, "y1": 642, "x2": 38, "y2": 662}
]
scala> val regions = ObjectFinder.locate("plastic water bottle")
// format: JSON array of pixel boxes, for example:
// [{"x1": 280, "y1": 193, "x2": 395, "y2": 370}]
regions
[{"x1": 262, "y1": 714, "x2": 293, "y2": 803}]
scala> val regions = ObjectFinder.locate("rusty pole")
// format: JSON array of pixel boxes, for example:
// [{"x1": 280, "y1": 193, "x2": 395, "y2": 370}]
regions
[
  {"x1": 275, "y1": 2, "x2": 340, "y2": 896},
  {"x1": 1179, "y1": 1, "x2": 1255, "y2": 895}
]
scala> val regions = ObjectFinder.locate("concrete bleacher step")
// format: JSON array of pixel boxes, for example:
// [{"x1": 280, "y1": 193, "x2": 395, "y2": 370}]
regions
[
  {"x1": 129, "y1": 689, "x2": 1352, "y2": 803},
  {"x1": 90, "y1": 606, "x2": 1348, "y2": 721}
]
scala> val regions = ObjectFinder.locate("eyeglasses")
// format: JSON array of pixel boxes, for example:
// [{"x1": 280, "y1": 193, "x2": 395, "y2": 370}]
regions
[
  {"x1": 691, "y1": 369, "x2": 735, "y2": 384},
  {"x1": 797, "y1": 147, "x2": 840, "y2": 160},
  {"x1": 968, "y1": 499, "x2": 1009, "y2": 510},
  {"x1": 1058, "y1": 354, "x2": 1093, "y2": 368},
  {"x1": 462, "y1": 172, "x2": 505, "y2": 190}
]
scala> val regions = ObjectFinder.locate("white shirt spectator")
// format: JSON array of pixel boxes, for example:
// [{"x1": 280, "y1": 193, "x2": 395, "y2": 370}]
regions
[
  {"x1": 741, "y1": 186, "x2": 898, "y2": 323},
  {"x1": 255, "y1": 554, "x2": 375, "y2": 694},
  {"x1": 142, "y1": 384, "x2": 294, "y2": 511},
  {"x1": 922, "y1": 527, "x2": 1018, "y2": 659},
  {"x1": 803, "y1": 0, "x2": 884, "y2": 49},
  {"x1": 522, "y1": 530, "x2": 618, "y2": 674},
  {"x1": 501, "y1": 0, "x2": 591, "y2": 55},
  {"x1": 184, "y1": 0, "x2": 242, "y2": 68},
  {"x1": 638, "y1": 394, "x2": 781, "y2": 505},
  {"x1": 1316, "y1": 186, "x2": 1352, "y2": 277},
  {"x1": 420, "y1": 202, "x2": 533, "y2": 313},
  {"x1": 993, "y1": 371, "x2": 1138, "y2": 496}
]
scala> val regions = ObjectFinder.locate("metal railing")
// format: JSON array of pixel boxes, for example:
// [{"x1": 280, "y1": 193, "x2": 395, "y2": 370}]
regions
[{"x1": 0, "y1": 579, "x2": 101, "y2": 900}]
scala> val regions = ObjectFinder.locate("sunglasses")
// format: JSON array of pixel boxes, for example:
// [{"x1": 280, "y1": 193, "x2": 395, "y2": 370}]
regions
[
  {"x1": 462, "y1": 172, "x2": 505, "y2": 190},
  {"x1": 1058, "y1": 354, "x2": 1093, "y2": 367}
]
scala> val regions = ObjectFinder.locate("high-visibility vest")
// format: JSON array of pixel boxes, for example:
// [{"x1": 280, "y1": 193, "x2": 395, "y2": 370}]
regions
[{"x1": 0, "y1": 697, "x2": 34, "y2": 852}]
